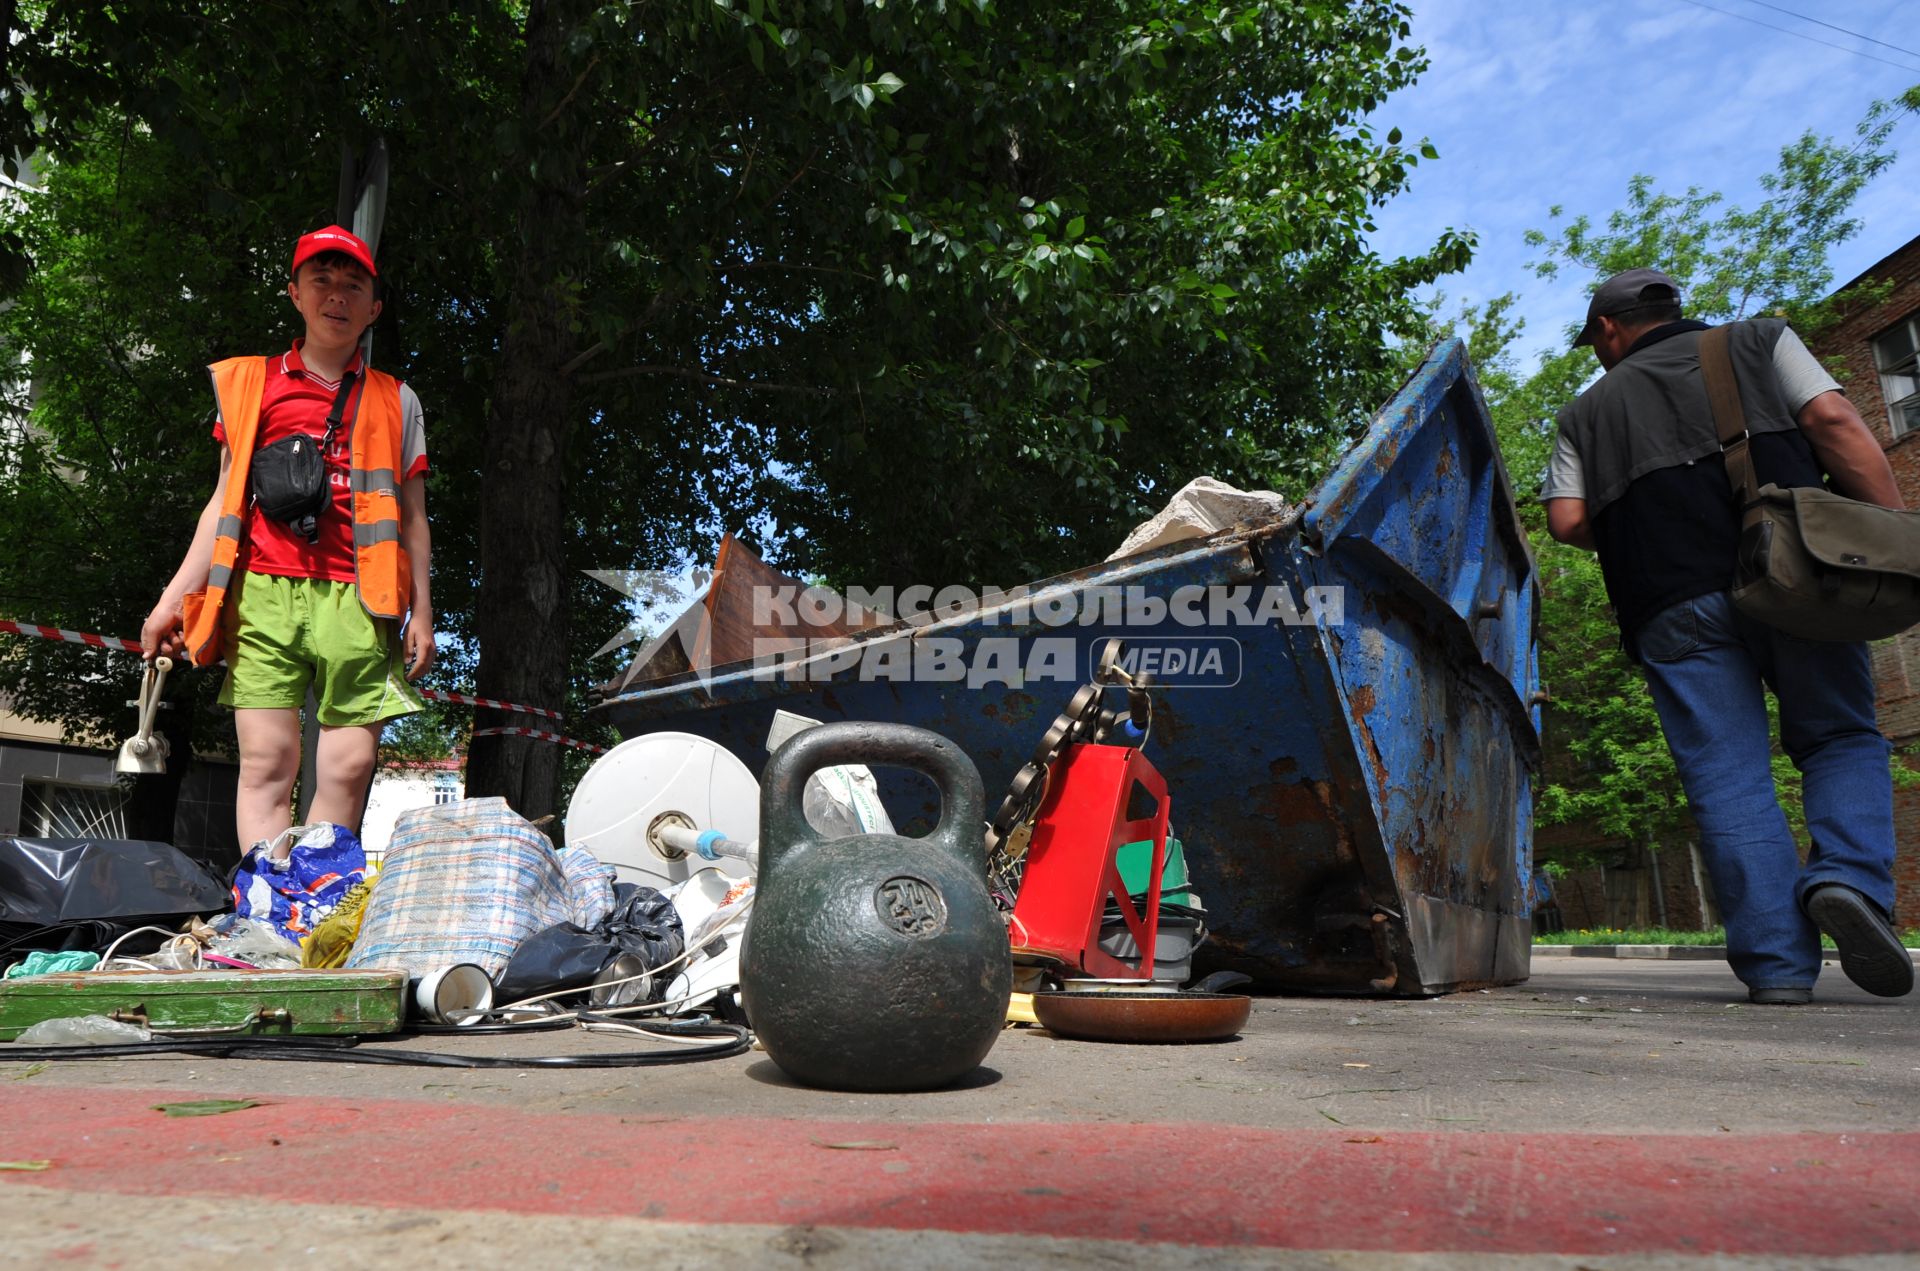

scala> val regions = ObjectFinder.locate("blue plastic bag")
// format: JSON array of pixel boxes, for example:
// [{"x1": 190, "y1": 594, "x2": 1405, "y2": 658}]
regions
[{"x1": 230, "y1": 823, "x2": 369, "y2": 945}]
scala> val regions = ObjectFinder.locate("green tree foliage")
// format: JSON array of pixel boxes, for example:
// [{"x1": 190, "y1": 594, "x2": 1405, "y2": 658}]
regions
[
  {"x1": 0, "y1": 132, "x2": 289, "y2": 752},
  {"x1": 0, "y1": 1, "x2": 1471, "y2": 819},
  {"x1": 736, "y1": 4, "x2": 1474, "y2": 587},
  {"x1": 1525, "y1": 87, "x2": 1920, "y2": 338}
]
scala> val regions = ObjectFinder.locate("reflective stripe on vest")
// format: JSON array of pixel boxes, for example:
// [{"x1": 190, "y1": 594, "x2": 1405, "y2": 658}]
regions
[
  {"x1": 180, "y1": 355, "x2": 412, "y2": 667},
  {"x1": 346, "y1": 370, "x2": 410, "y2": 622}
]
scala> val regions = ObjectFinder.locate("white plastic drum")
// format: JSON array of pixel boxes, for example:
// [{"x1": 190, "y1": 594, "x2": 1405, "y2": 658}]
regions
[{"x1": 565, "y1": 731, "x2": 761, "y2": 889}]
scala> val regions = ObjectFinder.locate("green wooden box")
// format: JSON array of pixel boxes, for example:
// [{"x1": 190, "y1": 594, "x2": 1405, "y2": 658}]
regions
[{"x1": 0, "y1": 968, "x2": 407, "y2": 1040}]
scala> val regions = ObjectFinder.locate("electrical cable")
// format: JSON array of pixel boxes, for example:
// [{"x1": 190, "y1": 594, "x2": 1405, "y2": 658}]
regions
[
  {"x1": 408, "y1": 1013, "x2": 578, "y2": 1037},
  {"x1": 4, "y1": 1034, "x2": 358, "y2": 1059},
  {"x1": 484, "y1": 894, "x2": 756, "y2": 1017},
  {"x1": 0, "y1": 920, "x2": 134, "y2": 961},
  {"x1": 96, "y1": 925, "x2": 184, "y2": 966},
  {"x1": 104, "y1": 938, "x2": 207, "y2": 974},
  {"x1": 1, "y1": 1020, "x2": 752, "y2": 1067},
  {"x1": 6, "y1": 898, "x2": 757, "y2": 1055},
  {"x1": 1732, "y1": 0, "x2": 1920, "y2": 61},
  {"x1": 575, "y1": 1012, "x2": 727, "y2": 1045},
  {"x1": 9, "y1": 857, "x2": 762, "y2": 1060},
  {"x1": 580, "y1": 984, "x2": 741, "y2": 1020},
  {"x1": 1674, "y1": 0, "x2": 1920, "y2": 74},
  {"x1": 274, "y1": 899, "x2": 763, "y2": 1046},
  {"x1": 454, "y1": 977, "x2": 750, "y2": 1035},
  {"x1": 233, "y1": 1024, "x2": 753, "y2": 1068}
]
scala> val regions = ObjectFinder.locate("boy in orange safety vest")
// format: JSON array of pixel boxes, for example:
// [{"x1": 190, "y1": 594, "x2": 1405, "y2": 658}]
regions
[{"x1": 142, "y1": 226, "x2": 435, "y2": 856}]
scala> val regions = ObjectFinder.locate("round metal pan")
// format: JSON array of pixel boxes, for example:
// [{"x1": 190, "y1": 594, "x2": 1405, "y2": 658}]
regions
[{"x1": 1031, "y1": 990, "x2": 1251, "y2": 1043}]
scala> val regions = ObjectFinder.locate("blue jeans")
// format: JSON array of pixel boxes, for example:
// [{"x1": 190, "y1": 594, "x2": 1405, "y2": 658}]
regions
[{"x1": 1636, "y1": 591, "x2": 1895, "y2": 989}]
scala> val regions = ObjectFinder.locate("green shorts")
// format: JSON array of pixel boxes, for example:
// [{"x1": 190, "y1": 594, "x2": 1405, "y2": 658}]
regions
[{"x1": 219, "y1": 572, "x2": 425, "y2": 726}]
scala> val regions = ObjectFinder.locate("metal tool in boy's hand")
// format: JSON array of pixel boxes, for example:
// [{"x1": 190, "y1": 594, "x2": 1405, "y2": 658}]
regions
[{"x1": 115, "y1": 657, "x2": 172, "y2": 776}]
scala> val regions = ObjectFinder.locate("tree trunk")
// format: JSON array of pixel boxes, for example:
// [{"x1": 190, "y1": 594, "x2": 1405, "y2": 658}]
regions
[
  {"x1": 1642, "y1": 828, "x2": 1668, "y2": 929},
  {"x1": 463, "y1": 0, "x2": 590, "y2": 821}
]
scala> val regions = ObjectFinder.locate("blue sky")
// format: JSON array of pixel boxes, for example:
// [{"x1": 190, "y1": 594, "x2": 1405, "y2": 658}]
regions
[{"x1": 1367, "y1": 0, "x2": 1920, "y2": 368}]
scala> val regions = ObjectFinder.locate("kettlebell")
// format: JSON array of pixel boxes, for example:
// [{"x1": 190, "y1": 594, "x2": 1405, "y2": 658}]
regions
[{"x1": 740, "y1": 721, "x2": 1012, "y2": 1092}]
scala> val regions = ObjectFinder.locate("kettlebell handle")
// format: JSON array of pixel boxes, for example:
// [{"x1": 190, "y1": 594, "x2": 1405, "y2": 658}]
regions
[{"x1": 759, "y1": 721, "x2": 987, "y2": 882}]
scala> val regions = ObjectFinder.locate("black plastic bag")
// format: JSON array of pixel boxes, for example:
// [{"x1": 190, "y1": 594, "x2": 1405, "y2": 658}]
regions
[
  {"x1": 602, "y1": 883, "x2": 686, "y2": 969},
  {"x1": 0, "y1": 838, "x2": 231, "y2": 968},
  {"x1": 492, "y1": 883, "x2": 685, "y2": 1006}
]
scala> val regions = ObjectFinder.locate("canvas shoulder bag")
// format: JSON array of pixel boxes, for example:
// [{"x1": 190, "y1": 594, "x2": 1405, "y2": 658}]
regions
[{"x1": 1699, "y1": 325, "x2": 1920, "y2": 642}]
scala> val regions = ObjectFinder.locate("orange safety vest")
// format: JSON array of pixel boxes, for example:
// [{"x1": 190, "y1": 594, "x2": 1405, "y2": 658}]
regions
[{"x1": 181, "y1": 356, "x2": 412, "y2": 667}]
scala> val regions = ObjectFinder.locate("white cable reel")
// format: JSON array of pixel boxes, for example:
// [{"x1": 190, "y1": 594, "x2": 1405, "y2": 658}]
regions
[
  {"x1": 566, "y1": 731, "x2": 762, "y2": 1009},
  {"x1": 567, "y1": 731, "x2": 761, "y2": 888}
]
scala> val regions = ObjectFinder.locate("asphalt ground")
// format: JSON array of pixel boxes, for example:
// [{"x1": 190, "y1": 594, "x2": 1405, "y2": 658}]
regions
[{"x1": 2, "y1": 955, "x2": 1915, "y2": 1268}]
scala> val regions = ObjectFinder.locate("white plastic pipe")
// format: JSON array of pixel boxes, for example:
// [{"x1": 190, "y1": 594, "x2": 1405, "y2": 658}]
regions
[{"x1": 655, "y1": 823, "x2": 759, "y2": 870}]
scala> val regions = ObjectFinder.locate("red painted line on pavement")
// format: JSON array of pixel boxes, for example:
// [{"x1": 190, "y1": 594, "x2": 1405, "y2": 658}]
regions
[{"x1": 0, "y1": 1085, "x2": 1914, "y2": 1255}]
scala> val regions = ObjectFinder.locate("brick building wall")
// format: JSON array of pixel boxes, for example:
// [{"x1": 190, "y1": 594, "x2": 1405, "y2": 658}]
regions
[
  {"x1": 1869, "y1": 633, "x2": 1920, "y2": 923},
  {"x1": 1811, "y1": 234, "x2": 1920, "y2": 495},
  {"x1": 1808, "y1": 233, "x2": 1920, "y2": 926},
  {"x1": 1891, "y1": 759, "x2": 1920, "y2": 925}
]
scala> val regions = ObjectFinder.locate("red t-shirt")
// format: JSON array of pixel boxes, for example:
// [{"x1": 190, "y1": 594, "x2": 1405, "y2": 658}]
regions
[{"x1": 213, "y1": 342, "x2": 429, "y2": 583}]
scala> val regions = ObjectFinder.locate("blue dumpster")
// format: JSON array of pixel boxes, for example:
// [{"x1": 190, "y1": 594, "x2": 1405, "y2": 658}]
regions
[{"x1": 591, "y1": 339, "x2": 1541, "y2": 994}]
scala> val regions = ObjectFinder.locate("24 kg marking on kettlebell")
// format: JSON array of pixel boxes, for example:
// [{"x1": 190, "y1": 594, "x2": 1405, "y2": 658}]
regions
[{"x1": 877, "y1": 876, "x2": 948, "y2": 938}]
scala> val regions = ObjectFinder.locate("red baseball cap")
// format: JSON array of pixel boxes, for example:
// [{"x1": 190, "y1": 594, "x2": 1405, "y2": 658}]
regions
[{"x1": 291, "y1": 225, "x2": 378, "y2": 278}]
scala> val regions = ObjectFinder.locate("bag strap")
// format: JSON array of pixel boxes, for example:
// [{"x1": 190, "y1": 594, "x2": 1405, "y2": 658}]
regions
[
  {"x1": 1698, "y1": 325, "x2": 1760, "y2": 506},
  {"x1": 317, "y1": 368, "x2": 358, "y2": 453},
  {"x1": 293, "y1": 369, "x2": 358, "y2": 543}
]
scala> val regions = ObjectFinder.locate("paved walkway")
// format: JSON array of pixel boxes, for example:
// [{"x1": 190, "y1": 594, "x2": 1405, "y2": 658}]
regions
[{"x1": 2, "y1": 958, "x2": 1915, "y2": 1267}]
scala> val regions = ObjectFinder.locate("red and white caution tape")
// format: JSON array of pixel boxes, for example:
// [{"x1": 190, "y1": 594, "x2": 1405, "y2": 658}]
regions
[
  {"x1": 419, "y1": 689, "x2": 565, "y2": 722},
  {"x1": 0, "y1": 618, "x2": 143, "y2": 655},
  {"x1": 471, "y1": 726, "x2": 607, "y2": 755},
  {"x1": 3, "y1": 618, "x2": 591, "y2": 749}
]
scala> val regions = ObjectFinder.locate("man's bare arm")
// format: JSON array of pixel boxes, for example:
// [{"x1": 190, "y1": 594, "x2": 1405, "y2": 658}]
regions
[
  {"x1": 1798, "y1": 390, "x2": 1905, "y2": 509},
  {"x1": 1545, "y1": 497, "x2": 1595, "y2": 550}
]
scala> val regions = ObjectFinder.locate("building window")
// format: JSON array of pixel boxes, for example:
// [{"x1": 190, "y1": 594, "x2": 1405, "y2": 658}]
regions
[
  {"x1": 1873, "y1": 317, "x2": 1920, "y2": 439},
  {"x1": 433, "y1": 772, "x2": 460, "y2": 806},
  {"x1": 22, "y1": 781, "x2": 127, "y2": 839}
]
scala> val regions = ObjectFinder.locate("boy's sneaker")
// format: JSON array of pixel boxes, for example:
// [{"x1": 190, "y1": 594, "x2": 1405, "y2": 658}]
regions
[{"x1": 1805, "y1": 885, "x2": 1914, "y2": 998}]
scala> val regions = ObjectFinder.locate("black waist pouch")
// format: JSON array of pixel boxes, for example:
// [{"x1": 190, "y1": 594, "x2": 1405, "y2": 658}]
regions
[
  {"x1": 247, "y1": 370, "x2": 356, "y2": 544},
  {"x1": 252, "y1": 434, "x2": 330, "y2": 540}
]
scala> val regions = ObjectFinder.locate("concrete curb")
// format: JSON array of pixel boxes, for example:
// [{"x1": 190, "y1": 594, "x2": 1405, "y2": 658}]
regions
[
  {"x1": 1531, "y1": 943, "x2": 1920, "y2": 961},
  {"x1": 1531, "y1": 944, "x2": 1727, "y2": 960}
]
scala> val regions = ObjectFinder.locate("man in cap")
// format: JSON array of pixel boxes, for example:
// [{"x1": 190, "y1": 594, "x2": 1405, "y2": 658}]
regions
[
  {"x1": 140, "y1": 226, "x2": 434, "y2": 865},
  {"x1": 1542, "y1": 267, "x2": 1911, "y2": 1004}
]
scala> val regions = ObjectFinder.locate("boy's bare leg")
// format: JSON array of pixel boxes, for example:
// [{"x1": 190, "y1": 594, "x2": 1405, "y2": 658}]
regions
[
  {"x1": 310, "y1": 722, "x2": 383, "y2": 834},
  {"x1": 234, "y1": 708, "x2": 301, "y2": 854}
]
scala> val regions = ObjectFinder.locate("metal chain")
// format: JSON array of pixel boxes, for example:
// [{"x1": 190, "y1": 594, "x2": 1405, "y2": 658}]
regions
[{"x1": 984, "y1": 641, "x2": 1154, "y2": 898}]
